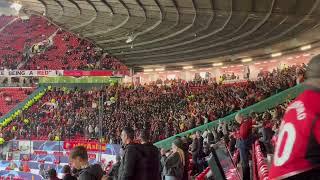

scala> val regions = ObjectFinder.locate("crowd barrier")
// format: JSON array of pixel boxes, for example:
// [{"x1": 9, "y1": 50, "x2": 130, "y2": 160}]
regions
[{"x1": 154, "y1": 84, "x2": 306, "y2": 149}]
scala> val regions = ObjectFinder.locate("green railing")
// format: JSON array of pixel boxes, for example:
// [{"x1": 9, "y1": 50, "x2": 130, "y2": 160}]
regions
[{"x1": 154, "y1": 84, "x2": 306, "y2": 149}]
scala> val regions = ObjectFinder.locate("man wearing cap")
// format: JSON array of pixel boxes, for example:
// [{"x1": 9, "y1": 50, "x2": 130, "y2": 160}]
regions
[{"x1": 269, "y1": 55, "x2": 320, "y2": 180}]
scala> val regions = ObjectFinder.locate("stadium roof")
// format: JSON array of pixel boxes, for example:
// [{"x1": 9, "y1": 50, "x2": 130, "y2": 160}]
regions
[{"x1": 10, "y1": 0, "x2": 320, "y2": 68}]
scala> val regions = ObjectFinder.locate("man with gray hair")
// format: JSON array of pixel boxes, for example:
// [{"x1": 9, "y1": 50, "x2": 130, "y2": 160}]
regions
[
  {"x1": 269, "y1": 54, "x2": 320, "y2": 180},
  {"x1": 235, "y1": 112, "x2": 254, "y2": 180}
]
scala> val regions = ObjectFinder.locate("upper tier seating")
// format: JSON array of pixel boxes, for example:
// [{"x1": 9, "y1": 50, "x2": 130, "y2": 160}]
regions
[
  {"x1": 0, "y1": 16, "x2": 56, "y2": 69},
  {"x1": 0, "y1": 15, "x2": 127, "y2": 71},
  {"x1": 0, "y1": 16, "x2": 14, "y2": 28},
  {"x1": 100, "y1": 55, "x2": 129, "y2": 71},
  {"x1": 0, "y1": 88, "x2": 34, "y2": 118}
]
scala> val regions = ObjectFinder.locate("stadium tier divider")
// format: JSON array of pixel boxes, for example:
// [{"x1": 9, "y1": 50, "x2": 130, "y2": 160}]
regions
[
  {"x1": 0, "y1": 86, "x2": 47, "y2": 124},
  {"x1": 154, "y1": 84, "x2": 306, "y2": 149}
]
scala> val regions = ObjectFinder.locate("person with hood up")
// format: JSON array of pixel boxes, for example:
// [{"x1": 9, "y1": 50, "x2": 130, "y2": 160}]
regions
[{"x1": 69, "y1": 146, "x2": 104, "y2": 180}]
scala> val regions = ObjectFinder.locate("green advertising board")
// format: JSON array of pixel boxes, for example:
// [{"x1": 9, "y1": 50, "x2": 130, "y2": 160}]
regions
[{"x1": 39, "y1": 76, "x2": 121, "y2": 84}]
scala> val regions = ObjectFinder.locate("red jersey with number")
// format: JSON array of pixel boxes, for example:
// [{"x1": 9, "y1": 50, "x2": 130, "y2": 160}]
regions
[{"x1": 269, "y1": 88, "x2": 320, "y2": 180}]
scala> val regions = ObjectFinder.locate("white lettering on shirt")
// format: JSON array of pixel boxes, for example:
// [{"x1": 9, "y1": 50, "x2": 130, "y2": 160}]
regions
[{"x1": 286, "y1": 101, "x2": 306, "y2": 120}]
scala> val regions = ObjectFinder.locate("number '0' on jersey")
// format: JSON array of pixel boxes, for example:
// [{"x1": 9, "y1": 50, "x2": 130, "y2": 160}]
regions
[{"x1": 269, "y1": 88, "x2": 320, "y2": 180}]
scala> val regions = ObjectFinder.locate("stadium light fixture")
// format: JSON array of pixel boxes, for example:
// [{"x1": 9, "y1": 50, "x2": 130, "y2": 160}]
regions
[
  {"x1": 126, "y1": 35, "x2": 135, "y2": 43},
  {"x1": 10, "y1": 2, "x2": 22, "y2": 11},
  {"x1": 254, "y1": 62, "x2": 261, "y2": 65},
  {"x1": 155, "y1": 68, "x2": 165, "y2": 72},
  {"x1": 221, "y1": 66, "x2": 228, "y2": 69},
  {"x1": 183, "y1": 66, "x2": 193, "y2": 70},
  {"x1": 200, "y1": 68, "x2": 212, "y2": 71},
  {"x1": 212, "y1": 62, "x2": 223, "y2": 66},
  {"x1": 241, "y1": 58, "x2": 252, "y2": 63},
  {"x1": 143, "y1": 69, "x2": 153, "y2": 72},
  {"x1": 287, "y1": 57, "x2": 293, "y2": 60},
  {"x1": 300, "y1": 45, "x2": 311, "y2": 51},
  {"x1": 303, "y1": 53, "x2": 310, "y2": 57},
  {"x1": 271, "y1": 52, "x2": 282, "y2": 57},
  {"x1": 237, "y1": 64, "x2": 244, "y2": 67}
]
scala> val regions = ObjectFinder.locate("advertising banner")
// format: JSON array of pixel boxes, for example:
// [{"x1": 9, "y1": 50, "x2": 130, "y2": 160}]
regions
[
  {"x1": 0, "y1": 140, "x2": 121, "y2": 179},
  {"x1": 0, "y1": 70, "x2": 63, "y2": 77},
  {"x1": 9, "y1": 141, "x2": 121, "y2": 163},
  {"x1": 63, "y1": 141, "x2": 106, "y2": 152},
  {"x1": 63, "y1": 70, "x2": 113, "y2": 77},
  {"x1": 0, "y1": 170, "x2": 43, "y2": 180},
  {"x1": 0, "y1": 70, "x2": 128, "y2": 77},
  {"x1": 39, "y1": 76, "x2": 120, "y2": 84}
]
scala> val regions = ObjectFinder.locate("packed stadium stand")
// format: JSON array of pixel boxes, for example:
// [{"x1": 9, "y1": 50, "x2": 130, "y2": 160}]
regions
[
  {"x1": 0, "y1": 61, "x2": 309, "y2": 180},
  {"x1": 0, "y1": 64, "x2": 304, "y2": 143}
]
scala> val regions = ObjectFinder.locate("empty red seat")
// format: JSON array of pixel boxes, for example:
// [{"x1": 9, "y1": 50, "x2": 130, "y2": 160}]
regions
[{"x1": 254, "y1": 141, "x2": 269, "y2": 180}]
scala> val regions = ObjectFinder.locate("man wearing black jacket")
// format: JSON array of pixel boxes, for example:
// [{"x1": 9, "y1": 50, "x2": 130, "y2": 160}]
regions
[
  {"x1": 69, "y1": 146, "x2": 104, "y2": 180},
  {"x1": 108, "y1": 156, "x2": 121, "y2": 180},
  {"x1": 62, "y1": 165, "x2": 77, "y2": 180},
  {"x1": 118, "y1": 127, "x2": 161, "y2": 180},
  {"x1": 196, "y1": 131, "x2": 205, "y2": 172},
  {"x1": 139, "y1": 130, "x2": 161, "y2": 180}
]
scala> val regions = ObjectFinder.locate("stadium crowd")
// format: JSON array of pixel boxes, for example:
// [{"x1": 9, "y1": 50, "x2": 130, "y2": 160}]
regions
[
  {"x1": 52, "y1": 58, "x2": 318, "y2": 180},
  {"x1": 1, "y1": 56, "x2": 319, "y2": 180},
  {"x1": 35, "y1": 99, "x2": 290, "y2": 180},
  {"x1": 0, "y1": 64, "x2": 305, "y2": 145}
]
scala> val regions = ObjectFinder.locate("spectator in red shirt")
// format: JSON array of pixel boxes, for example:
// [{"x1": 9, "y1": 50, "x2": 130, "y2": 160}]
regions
[
  {"x1": 269, "y1": 54, "x2": 320, "y2": 180},
  {"x1": 235, "y1": 113, "x2": 257, "y2": 180}
]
